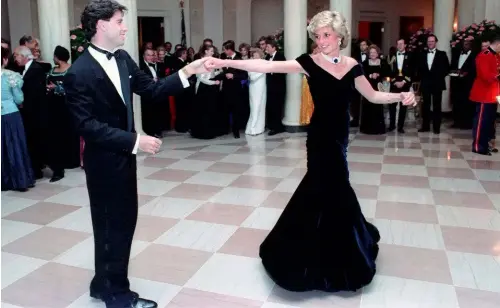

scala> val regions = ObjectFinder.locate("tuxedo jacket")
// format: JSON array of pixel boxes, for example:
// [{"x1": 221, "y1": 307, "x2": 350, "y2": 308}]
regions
[
  {"x1": 265, "y1": 51, "x2": 286, "y2": 91},
  {"x1": 64, "y1": 49, "x2": 185, "y2": 160},
  {"x1": 450, "y1": 50, "x2": 476, "y2": 89},
  {"x1": 417, "y1": 49, "x2": 450, "y2": 91},
  {"x1": 390, "y1": 52, "x2": 414, "y2": 92},
  {"x1": 22, "y1": 61, "x2": 48, "y2": 125},
  {"x1": 221, "y1": 54, "x2": 248, "y2": 95}
]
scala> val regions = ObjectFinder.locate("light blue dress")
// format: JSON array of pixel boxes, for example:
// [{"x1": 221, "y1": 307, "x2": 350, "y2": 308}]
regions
[{"x1": 1, "y1": 69, "x2": 35, "y2": 191}]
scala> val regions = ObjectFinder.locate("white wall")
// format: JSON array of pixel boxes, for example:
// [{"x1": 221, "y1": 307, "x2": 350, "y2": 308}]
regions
[{"x1": 250, "y1": 0, "x2": 433, "y2": 53}]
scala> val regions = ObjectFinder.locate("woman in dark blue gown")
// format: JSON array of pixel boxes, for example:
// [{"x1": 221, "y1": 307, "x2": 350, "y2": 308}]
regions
[{"x1": 207, "y1": 10, "x2": 416, "y2": 293}]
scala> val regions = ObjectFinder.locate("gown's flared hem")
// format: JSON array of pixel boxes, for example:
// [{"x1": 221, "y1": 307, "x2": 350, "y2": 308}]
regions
[{"x1": 258, "y1": 171, "x2": 380, "y2": 293}]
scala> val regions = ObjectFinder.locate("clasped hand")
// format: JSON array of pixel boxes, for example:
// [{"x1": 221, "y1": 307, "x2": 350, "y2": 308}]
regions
[{"x1": 400, "y1": 92, "x2": 417, "y2": 107}]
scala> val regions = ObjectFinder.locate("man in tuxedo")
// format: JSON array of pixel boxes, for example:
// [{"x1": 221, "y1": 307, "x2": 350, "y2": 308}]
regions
[
  {"x1": 221, "y1": 40, "x2": 248, "y2": 138},
  {"x1": 417, "y1": 34, "x2": 450, "y2": 134},
  {"x1": 139, "y1": 48, "x2": 163, "y2": 137},
  {"x1": 450, "y1": 39, "x2": 476, "y2": 129},
  {"x1": 64, "y1": 1, "x2": 208, "y2": 307},
  {"x1": 265, "y1": 39, "x2": 286, "y2": 135},
  {"x1": 389, "y1": 38, "x2": 414, "y2": 133},
  {"x1": 350, "y1": 39, "x2": 369, "y2": 127},
  {"x1": 13, "y1": 46, "x2": 47, "y2": 179}
]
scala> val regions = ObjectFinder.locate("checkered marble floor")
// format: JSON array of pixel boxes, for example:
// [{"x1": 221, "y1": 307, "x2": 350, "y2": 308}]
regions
[{"x1": 2, "y1": 124, "x2": 500, "y2": 308}]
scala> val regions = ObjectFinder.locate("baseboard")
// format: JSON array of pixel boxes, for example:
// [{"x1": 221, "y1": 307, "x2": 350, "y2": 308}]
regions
[{"x1": 284, "y1": 125, "x2": 308, "y2": 133}]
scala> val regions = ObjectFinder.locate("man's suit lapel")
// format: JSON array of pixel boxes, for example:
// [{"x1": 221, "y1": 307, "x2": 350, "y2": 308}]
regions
[{"x1": 116, "y1": 53, "x2": 133, "y2": 131}]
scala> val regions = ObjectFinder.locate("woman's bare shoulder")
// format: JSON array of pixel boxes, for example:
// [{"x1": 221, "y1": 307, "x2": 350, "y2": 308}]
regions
[{"x1": 343, "y1": 56, "x2": 359, "y2": 69}]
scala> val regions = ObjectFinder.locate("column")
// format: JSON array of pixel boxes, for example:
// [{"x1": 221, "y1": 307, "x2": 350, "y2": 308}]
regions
[
  {"x1": 236, "y1": 0, "x2": 252, "y2": 44},
  {"x1": 116, "y1": 0, "x2": 144, "y2": 134},
  {"x1": 457, "y1": 0, "x2": 474, "y2": 29},
  {"x1": 37, "y1": 0, "x2": 71, "y2": 61},
  {"x1": 330, "y1": 0, "x2": 352, "y2": 57},
  {"x1": 485, "y1": 0, "x2": 500, "y2": 23},
  {"x1": 474, "y1": 0, "x2": 486, "y2": 23},
  {"x1": 433, "y1": 0, "x2": 455, "y2": 112},
  {"x1": 204, "y1": 0, "x2": 223, "y2": 48},
  {"x1": 282, "y1": 0, "x2": 307, "y2": 130}
]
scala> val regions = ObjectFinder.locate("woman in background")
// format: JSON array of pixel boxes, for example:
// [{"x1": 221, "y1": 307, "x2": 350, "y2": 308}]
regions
[
  {"x1": 245, "y1": 48, "x2": 267, "y2": 135},
  {"x1": 359, "y1": 44, "x2": 390, "y2": 134},
  {"x1": 1, "y1": 47, "x2": 35, "y2": 191},
  {"x1": 190, "y1": 45, "x2": 222, "y2": 139}
]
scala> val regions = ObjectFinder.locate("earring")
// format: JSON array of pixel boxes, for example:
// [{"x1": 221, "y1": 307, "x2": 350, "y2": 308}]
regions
[{"x1": 338, "y1": 40, "x2": 341, "y2": 46}]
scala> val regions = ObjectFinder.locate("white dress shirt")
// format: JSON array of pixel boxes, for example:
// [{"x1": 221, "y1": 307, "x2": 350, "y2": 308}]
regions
[
  {"x1": 22, "y1": 59, "x2": 33, "y2": 76},
  {"x1": 458, "y1": 50, "x2": 471, "y2": 70},
  {"x1": 361, "y1": 53, "x2": 367, "y2": 62},
  {"x1": 396, "y1": 52, "x2": 405, "y2": 71},
  {"x1": 144, "y1": 60, "x2": 157, "y2": 79},
  {"x1": 427, "y1": 49, "x2": 436, "y2": 70},
  {"x1": 88, "y1": 44, "x2": 190, "y2": 154}
]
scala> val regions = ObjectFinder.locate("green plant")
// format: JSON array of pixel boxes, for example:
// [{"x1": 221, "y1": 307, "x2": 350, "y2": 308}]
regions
[{"x1": 70, "y1": 25, "x2": 88, "y2": 62}]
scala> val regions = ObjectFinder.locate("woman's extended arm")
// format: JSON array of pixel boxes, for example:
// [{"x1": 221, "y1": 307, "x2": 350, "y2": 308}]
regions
[
  {"x1": 208, "y1": 58, "x2": 304, "y2": 74},
  {"x1": 354, "y1": 75, "x2": 414, "y2": 105}
]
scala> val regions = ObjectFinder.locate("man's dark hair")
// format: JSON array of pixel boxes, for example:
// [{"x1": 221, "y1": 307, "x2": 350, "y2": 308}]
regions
[
  {"x1": 175, "y1": 47, "x2": 187, "y2": 58},
  {"x1": 222, "y1": 40, "x2": 235, "y2": 51},
  {"x1": 19, "y1": 35, "x2": 34, "y2": 46},
  {"x1": 427, "y1": 34, "x2": 439, "y2": 42},
  {"x1": 265, "y1": 39, "x2": 278, "y2": 49},
  {"x1": 203, "y1": 38, "x2": 213, "y2": 45},
  {"x1": 397, "y1": 38, "x2": 407, "y2": 44},
  {"x1": 81, "y1": 0, "x2": 127, "y2": 41}
]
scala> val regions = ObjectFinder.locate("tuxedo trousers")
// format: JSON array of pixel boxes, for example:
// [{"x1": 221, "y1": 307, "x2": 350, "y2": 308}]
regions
[
  {"x1": 421, "y1": 89, "x2": 443, "y2": 132},
  {"x1": 84, "y1": 148, "x2": 138, "y2": 305}
]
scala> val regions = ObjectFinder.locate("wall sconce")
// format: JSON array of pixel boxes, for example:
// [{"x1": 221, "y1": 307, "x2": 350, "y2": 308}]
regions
[{"x1": 453, "y1": 21, "x2": 458, "y2": 32}]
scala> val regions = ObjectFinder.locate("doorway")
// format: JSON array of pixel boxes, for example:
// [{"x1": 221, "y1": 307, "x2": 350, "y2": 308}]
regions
[
  {"x1": 137, "y1": 16, "x2": 165, "y2": 50},
  {"x1": 358, "y1": 21, "x2": 384, "y2": 48}
]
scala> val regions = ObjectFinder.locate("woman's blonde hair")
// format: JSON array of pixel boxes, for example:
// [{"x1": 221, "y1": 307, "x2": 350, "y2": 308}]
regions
[
  {"x1": 307, "y1": 10, "x2": 350, "y2": 50},
  {"x1": 249, "y1": 47, "x2": 265, "y2": 59}
]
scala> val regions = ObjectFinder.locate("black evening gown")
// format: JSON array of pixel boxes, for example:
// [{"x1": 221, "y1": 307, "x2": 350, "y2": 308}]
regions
[
  {"x1": 190, "y1": 82, "x2": 221, "y2": 139},
  {"x1": 46, "y1": 69, "x2": 81, "y2": 169},
  {"x1": 259, "y1": 54, "x2": 380, "y2": 292},
  {"x1": 359, "y1": 62, "x2": 389, "y2": 135}
]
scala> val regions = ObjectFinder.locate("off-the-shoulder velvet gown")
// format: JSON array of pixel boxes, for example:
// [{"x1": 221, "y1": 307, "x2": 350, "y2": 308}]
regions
[{"x1": 259, "y1": 54, "x2": 380, "y2": 292}]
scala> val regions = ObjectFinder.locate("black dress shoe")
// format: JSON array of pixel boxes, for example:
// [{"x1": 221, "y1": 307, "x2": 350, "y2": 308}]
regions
[
  {"x1": 418, "y1": 128, "x2": 430, "y2": 133},
  {"x1": 50, "y1": 175, "x2": 64, "y2": 183},
  {"x1": 131, "y1": 298, "x2": 157, "y2": 308},
  {"x1": 472, "y1": 150, "x2": 492, "y2": 156},
  {"x1": 397, "y1": 128, "x2": 405, "y2": 134},
  {"x1": 387, "y1": 126, "x2": 395, "y2": 132},
  {"x1": 90, "y1": 290, "x2": 138, "y2": 301}
]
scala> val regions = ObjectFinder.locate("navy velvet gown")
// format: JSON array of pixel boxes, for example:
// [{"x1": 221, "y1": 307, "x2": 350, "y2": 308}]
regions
[{"x1": 259, "y1": 54, "x2": 380, "y2": 292}]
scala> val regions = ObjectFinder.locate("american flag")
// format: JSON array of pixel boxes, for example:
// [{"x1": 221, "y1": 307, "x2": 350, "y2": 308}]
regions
[{"x1": 180, "y1": 0, "x2": 187, "y2": 47}]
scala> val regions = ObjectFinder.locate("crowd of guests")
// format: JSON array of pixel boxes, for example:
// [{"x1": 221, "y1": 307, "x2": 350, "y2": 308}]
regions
[
  {"x1": 347, "y1": 34, "x2": 498, "y2": 155},
  {"x1": 138, "y1": 36, "x2": 287, "y2": 140},
  {"x1": 1, "y1": 36, "x2": 80, "y2": 193}
]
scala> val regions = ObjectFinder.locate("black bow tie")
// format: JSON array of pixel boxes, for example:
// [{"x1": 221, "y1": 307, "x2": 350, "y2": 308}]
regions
[
  {"x1": 91, "y1": 44, "x2": 119, "y2": 60},
  {"x1": 147, "y1": 62, "x2": 156, "y2": 67},
  {"x1": 461, "y1": 51, "x2": 469, "y2": 55},
  {"x1": 428, "y1": 50, "x2": 435, "y2": 54},
  {"x1": 398, "y1": 52, "x2": 405, "y2": 56}
]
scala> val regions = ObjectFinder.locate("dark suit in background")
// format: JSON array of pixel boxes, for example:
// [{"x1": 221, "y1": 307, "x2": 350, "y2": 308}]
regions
[
  {"x1": 389, "y1": 51, "x2": 414, "y2": 131},
  {"x1": 417, "y1": 49, "x2": 450, "y2": 133},
  {"x1": 265, "y1": 51, "x2": 286, "y2": 134},
  {"x1": 64, "y1": 48, "x2": 187, "y2": 306},
  {"x1": 221, "y1": 53, "x2": 248, "y2": 137},
  {"x1": 450, "y1": 50, "x2": 476, "y2": 129},
  {"x1": 169, "y1": 58, "x2": 192, "y2": 132},
  {"x1": 21, "y1": 61, "x2": 48, "y2": 178},
  {"x1": 350, "y1": 51, "x2": 367, "y2": 126},
  {"x1": 139, "y1": 60, "x2": 163, "y2": 136}
]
